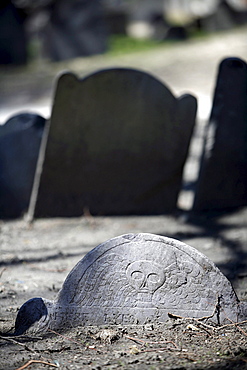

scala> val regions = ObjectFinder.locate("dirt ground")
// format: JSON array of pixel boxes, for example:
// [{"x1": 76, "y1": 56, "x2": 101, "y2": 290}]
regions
[
  {"x1": 0, "y1": 209, "x2": 247, "y2": 370},
  {"x1": 0, "y1": 27, "x2": 247, "y2": 369}
]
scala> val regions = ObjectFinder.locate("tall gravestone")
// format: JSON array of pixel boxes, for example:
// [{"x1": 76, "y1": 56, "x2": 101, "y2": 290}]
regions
[
  {"x1": 0, "y1": 113, "x2": 46, "y2": 218},
  {"x1": 13, "y1": 233, "x2": 247, "y2": 335},
  {"x1": 28, "y1": 68, "x2": 197, "y2": 218},
  {"x1": 193, "y1": 58, "x2": 247, "y2": 211}
]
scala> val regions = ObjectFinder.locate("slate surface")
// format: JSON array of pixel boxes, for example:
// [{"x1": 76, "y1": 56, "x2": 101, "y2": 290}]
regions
[
  {"x1": 13, "y1": 233, "x2": 246, "y2": 334},
  {"x1": 0, "y1": 113, "x2": 46, "y2": 218},
  {"x1": 28, "y1": 68, "x2": 196, "y2": 218},
  {"x1": 193, "y1": 57, "x2": 247, "y2": 211}
]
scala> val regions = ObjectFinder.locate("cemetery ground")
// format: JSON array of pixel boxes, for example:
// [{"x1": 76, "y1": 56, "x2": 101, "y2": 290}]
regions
[
  {"x1": 0, "y1": 208, "x2": 247, "y2": 369},
  {"x1": 0, "y1": 27, "x2": 247, "y2": 369}
]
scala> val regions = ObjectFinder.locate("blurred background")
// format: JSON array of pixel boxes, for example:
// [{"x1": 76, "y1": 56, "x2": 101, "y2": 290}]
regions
[
  {"x1": 1, "y1": 0, "x2": 247, "y2": 211},
  {"x1": 1, "y1": 0, "x2": 247, "y2": 65},
  {"x1": 0, "y1": 0, "x2": 247, "y2": 120}
]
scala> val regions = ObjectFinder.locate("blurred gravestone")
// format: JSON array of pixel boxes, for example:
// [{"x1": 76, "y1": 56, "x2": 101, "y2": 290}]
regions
[
  {"x1": 43, "y1": 0, "x2": 107, "y2": 61},
  {"x1": 193, "y1": 58, "x2": 247, "y2": 211},
  {"x1": 0, "y1": 1, "x2": 27, "y2": 65},
  {"x1": 13, "y1": 233, "x2": 247, "y2": 334},
  {"x1": 28, "y1": 68, "x2": 197, "y2": 218},
  {"x1": 0, "y1": 113, "x2": 46, "y2": 218}
]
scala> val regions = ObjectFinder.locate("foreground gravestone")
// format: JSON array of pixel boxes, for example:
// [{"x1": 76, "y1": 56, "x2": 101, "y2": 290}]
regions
[
  {"x1": 0, "y1": 113, "x2": 46, "y2": 218},
  {"x1": 13, "y1": 233, "x2": 246, "y2": 335},
  {"x1": 28, "y1": 68, "x2": 197, "y2": 218},
  {"x1": 193, "y1": 57, "x2": 247, "y2": 211}
]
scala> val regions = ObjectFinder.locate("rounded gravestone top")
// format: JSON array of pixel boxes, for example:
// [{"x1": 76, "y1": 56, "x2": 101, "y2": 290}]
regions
[{"x1": 14, "y1": 233, "x2": 244, "y2": 334}]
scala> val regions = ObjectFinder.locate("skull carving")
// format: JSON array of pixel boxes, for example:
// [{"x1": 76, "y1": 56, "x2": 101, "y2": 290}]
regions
[{"x1": 126, "y1": 260, "x2": 165, "y2": 293}]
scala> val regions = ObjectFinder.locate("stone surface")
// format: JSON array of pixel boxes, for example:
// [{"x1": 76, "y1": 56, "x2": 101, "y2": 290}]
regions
[
  {"x1": 0, "y1": 2, "x2": 27, "y2": 65},
  {"x1": 0, "y1": 113, "x2": 46, "y2": 218},
  {"x1": 13, "y1": 233, "x2": 246, "y2": 335},
  {"x1": 28, "y1": 68, "x2": 197, "y2": 218},
  {"x1": 193, "y1": 57, "x2": 247, "y2": 211},
  {"x1": 43, "y1": 0, "x2": 107, "y2": 61}
]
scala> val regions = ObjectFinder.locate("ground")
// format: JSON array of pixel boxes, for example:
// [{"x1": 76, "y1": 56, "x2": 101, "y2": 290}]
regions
[
  {"x1": 0, "y1": 210, "x2": 247, "y2": 369},
  {"x1": 0, "y1": 27, "x2": 247, "y2": 369},
  {"x1": 2, "y1": 319, "x2": 247, "y2": 370}
]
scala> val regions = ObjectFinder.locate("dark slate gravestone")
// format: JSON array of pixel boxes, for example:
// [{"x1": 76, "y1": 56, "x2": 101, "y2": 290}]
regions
[
  {"x1": 13, "y1": 233, "x2": 247, "y2": 335},
  {"x1": 28, "y1": 68, "x2": 197, "y2": 219},
  {"x1": 0, "y1": 113, "x2": 46, "y2": 218},
  {"x1": 0, "y1": 2, "x2": 27, "y2": 65},
  {"x1": 43, "y1": 0, "x2": 107, "y2": 61},
  {"x1": 193, "y1": 58, "x2": 247, "y2": 212}
]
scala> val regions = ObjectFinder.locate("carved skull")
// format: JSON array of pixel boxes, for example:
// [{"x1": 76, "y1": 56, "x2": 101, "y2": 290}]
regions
[{"x1": 126, "y1": 260, "x2": 165, "y2": 293}]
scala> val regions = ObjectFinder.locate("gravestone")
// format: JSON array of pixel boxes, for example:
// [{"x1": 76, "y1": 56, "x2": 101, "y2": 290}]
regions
[
  {"x1": 0, "y1": 113, "x2": 46, "y2": 218},
  {"x1": 28, "y1": 68, "x2": 197, "y2": 219},
  {"x1": 193, "y1": 58, "x2": 247, "y2": 211},
  {"x1": 13, "y1": 233, "x2": 247, "y2": 335},
  {"x1": 43, "y1": 0, "x2": 107, "y2": 61},
  {"x1": 0, "y1": 2, "x2": 27, "y2": 65}
]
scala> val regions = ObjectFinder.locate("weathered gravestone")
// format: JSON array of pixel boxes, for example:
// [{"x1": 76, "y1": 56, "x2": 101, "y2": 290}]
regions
[
  {"x1": 43, "y1": 0, "x2": 107, "y2": 61},
  {"x1": 28, "y1": 68, "x2": 197, "y2": 218},
  {"x1": 0, "y1": 113, "x2": 46, "y2": 218},
  {"x1": 0, "y1": 2, "x2": 27, "y2": 65},
  {"x1": 193, "y1": 57, "x2": 247, "y2": 212},
  {"x1": 13, "y1": 233, "x2": 246, "y2": 335}
]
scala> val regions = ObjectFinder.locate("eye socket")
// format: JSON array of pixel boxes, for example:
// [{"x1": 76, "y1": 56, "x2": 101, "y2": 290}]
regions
[
  {"x1": 147, "y1": 273, "x2": 159, "y2": 283},
  {"x1": 131, "y1": 271, "x2": 144, "y2": 281}
]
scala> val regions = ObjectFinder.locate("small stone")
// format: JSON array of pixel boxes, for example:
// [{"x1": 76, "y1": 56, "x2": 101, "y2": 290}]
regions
[
  {"x1": 187, "y1": 324, "x2": 200, "y2": 331},
  {"x1": 95, "y1": 329, "x2": 119, "y2": 344},
  {"x1": 144, "y1": 324, "x2": 154, "y2": 331},
  {"x1": 129, "y1": 346, "x2": 140, "y2": 355}
]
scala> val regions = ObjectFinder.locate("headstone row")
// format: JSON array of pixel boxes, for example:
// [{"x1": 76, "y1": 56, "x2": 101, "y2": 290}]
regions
[
  {"x1": 1, "y1": 67, "x2": 197, "y2": 219},
  {"x1": 1, "y1": 59, "x2": 247, "y2": 219}
]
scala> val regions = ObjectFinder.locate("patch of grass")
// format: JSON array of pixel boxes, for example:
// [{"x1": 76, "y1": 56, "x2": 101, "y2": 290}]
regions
[
  {"x1": 107, "y1": 34, "x2": 162, "y2": 56},
  {"x1": 106, "y1": 28, "x2": 211, "y2": 57}
]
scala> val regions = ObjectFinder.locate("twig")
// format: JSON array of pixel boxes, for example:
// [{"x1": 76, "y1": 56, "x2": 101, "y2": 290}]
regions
[
  {"x1": 0, "y1": 267, "x2": 6, "y2": 278},
  {"x1": 0, "y1": 336, "x2": 58, "y2": 370},
  {"x1": 214, "y1": 320, "x2": 247, "y2": 331},
  {"x1": 140, "y1": 346, "x2": 180, "y2": 353},
  {"x1": 125, "y1": 335, "x2": 178, "y2": 348},
  {"x1": 168, "y1": 312, "x2": 216, "y2": 332},
  {"x1": 168, "y1": 295, "x2": 219, "y2": 323},
  {"x1": 15, "y1": 359, "x2": 58, "y2": 370},
  {"x1": 170, "y1": 295, "x2": 222, "y2": 332},
  {"x1": 168, "y1": 310, "x2": 247, "y2": 337},
  {"x1": 48, "y1": 329, "x2": 84, "y2": 346},
  {"x1": 222, "y1": 317, "x2": 247, "y2": 337},
  {"x1": 0, "y1": 336, "x2": 37, "y2": 353},
  {"x1": 48, "y1": 328, "x2": 97, "y2": 350},
  {"x1": 167, "y1": 312, "x2": 214, "y2": 322}
]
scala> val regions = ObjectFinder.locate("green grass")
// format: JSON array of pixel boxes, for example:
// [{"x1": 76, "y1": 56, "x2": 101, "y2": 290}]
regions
[
  {"x1": 106, "y1": 28, "x2": 208, "y2": 56},
  {"x1": 107, "y1": 34, "x2": 163, "y2": 56}
]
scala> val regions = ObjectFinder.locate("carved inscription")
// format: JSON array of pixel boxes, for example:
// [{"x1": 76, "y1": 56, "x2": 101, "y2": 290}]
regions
[
  {"x1": 63, "y1": 247, "x2": 214, "y2": 313},
  {"x1": 13, "y1": 233, "x2": 245, "y2": 335}
]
